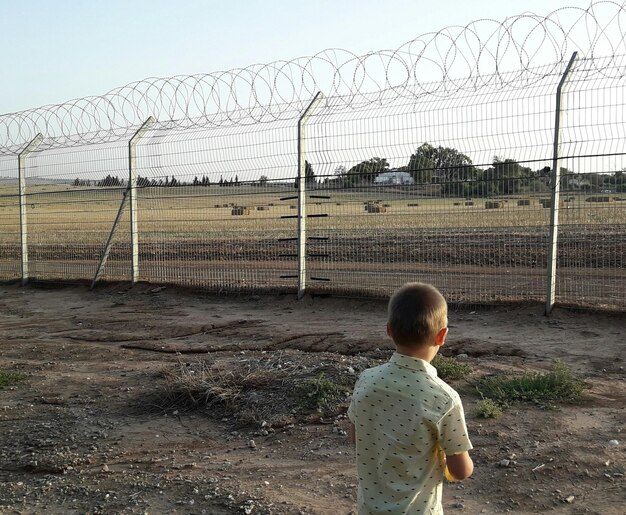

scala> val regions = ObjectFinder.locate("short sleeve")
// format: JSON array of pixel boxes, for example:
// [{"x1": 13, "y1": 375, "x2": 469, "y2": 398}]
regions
[{"x1": 437, "y1": 395, "x2": 473, "y2": 456}]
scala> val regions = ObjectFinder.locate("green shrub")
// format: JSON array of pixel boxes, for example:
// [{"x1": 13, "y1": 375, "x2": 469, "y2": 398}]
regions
[
  {"x1": 297, "y1": 372, "x2": 350, "y2": 411},
  {"x1": 474, "y1": 399, "x2": 503, "y2": 418},
  {"x1": 432, "y1": 355, "x2": 472, "y2": 381},
  {"x1": 0, "y1": 370, "x2": 24, "y2": 389},
  {"x1": 474, "y1": 361, "x2": 585, "y2": 408}
]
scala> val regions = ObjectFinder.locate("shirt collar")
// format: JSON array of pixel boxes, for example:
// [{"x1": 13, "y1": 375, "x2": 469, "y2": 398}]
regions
[{"x1": 389, "y1": 352, "x2": 438, "y2": 378}]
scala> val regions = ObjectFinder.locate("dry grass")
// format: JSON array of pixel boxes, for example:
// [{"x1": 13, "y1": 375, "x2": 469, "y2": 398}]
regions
[
  {"x1": 156, "y1": 353, "x2": 353, "y2": 426},
  {"x1": 0, "y1": 184, "x2": 622, "y2": 244}
]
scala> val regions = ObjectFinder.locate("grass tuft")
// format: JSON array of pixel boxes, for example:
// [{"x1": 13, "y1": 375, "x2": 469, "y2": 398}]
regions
[
  {"x1": 474, "y1": 361, "x2": 585, "y2": 409},
  {"x1": 474, "y1": 399, "x2": 503, "y2": 418},
  {"x1": 297, "y1": 372, "x2": 350, "y2": 411},
  {"x1": 432, "y1": 355, "x2": 472, "y2": 381},
  {"x1": 0, "y1": 370, "x2": 24, "y2": 389}
]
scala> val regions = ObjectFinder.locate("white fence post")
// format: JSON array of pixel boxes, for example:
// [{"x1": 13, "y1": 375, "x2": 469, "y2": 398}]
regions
[
  {"x1": 546, "y1": 52, "x2": 578, "y2": 315},
  {"x1": 18, "y1": 134, "x2": 43, "y2": 285},
  {"x1": 129, "y1": 117, "x2": 154, "y2": 285},
  {"x1": 297, "y1": 92, "x2": 324, "y2": 299}
]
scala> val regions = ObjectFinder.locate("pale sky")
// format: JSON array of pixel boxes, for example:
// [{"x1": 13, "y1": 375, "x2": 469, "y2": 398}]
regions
[{"x1": 0, "y1": 0, "x2": 597, "y2": 115}]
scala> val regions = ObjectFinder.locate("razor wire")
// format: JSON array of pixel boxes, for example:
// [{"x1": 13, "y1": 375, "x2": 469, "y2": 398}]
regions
[{"x1": 2, "y1": 1, "x2": 626, "y2": 152}]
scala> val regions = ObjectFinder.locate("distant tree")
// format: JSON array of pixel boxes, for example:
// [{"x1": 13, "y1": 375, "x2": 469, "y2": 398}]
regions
[
  {"x1": 616, "y1": 170, "x2": 626, "y2": 192},
  {"x1": 305, "y1": 161, "x2": 316, "y2": 187},
  {"x1": 219, "y1": 176, "x2": 224, "y2": 187},
  {"x1": 408, "y1": 143, "x2": 475, "y2": 184},
  {"x1": 333, "y1": 165, "x2": 347, "y2": 178},
  {"x1": 482, "y1": 157, "x2": 534, "y2": 195},
  {"x1": 338, "y1": 157, "x2": 389, "y2": 187},
  {"x1": 193, "y1": 176, "x2": 199, "y2": 186},
  {"x1": 235, "y1": 175, "x2": 239, "y2": 186},
  {"x1": 98, "y1": 174, "x2": 122, "y2": 187},
  {"x1": 294, "y1": 160, "x2": 317, "y2": 189},
  {"x1": 258, "y1": 175, "x2": 269, "y2": 186},
  {"x1": 137, "y1": 175, "x2": 151, "y2": 187}
]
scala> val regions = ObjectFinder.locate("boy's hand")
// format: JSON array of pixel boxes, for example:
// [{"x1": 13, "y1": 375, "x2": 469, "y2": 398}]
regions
[{"x1": 445, "y1": 452, "x2": 473, "y2": 481}]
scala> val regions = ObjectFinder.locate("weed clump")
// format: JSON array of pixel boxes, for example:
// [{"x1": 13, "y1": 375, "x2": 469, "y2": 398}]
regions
[
  {"x1": 297, "y1": 372, "x2": 351, "y2": 412},
  {"x1": 156, "y1": 354, "x2": 353, "y2": 426},
  {"x1": 474, "y1": 399, "x2": 503, "y2": 418},
  {"x1": 474, "y1": 361, "x2": 585, "y2": 409},
  {"x1": 432, "y1": 355, "x2": 472, "y2": 381},
  {"x1": 0, "y1": 370, "x2": 23, "y2": 389}
]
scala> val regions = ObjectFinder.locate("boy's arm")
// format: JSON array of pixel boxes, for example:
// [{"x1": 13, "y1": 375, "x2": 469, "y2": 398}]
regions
[
  {"x1": 438, "y1": 393, "x2": 473, "y2": 480},
  {"x1": 445, "y1": 451, "x2": 473, "y2": 480}
]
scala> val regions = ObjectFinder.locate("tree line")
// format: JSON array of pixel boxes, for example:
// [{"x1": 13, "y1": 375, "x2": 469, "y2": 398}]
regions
[
  {"x1": 333, "y1": 143, "x2": 625, "y2": 195},
  {"x1": 73, "y1": 144, "x2": 624, "y2": 195},
  {"x1": 73, "y1": 174, "x2": 243, "y2": 188}
]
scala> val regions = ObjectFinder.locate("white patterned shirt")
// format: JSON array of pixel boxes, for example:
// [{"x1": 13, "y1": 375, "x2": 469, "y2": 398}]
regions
[{"x1": 348, "y1": 352, "x2": 472, "y2": 514}]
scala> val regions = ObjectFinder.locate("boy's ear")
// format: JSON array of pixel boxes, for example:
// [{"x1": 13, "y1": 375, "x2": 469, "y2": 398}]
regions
[{"x1": 434, "y1": 327, "x2": 448, "y2": 347}]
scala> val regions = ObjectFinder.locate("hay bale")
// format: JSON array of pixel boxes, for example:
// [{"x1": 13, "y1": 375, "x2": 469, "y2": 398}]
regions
[
  {"x1": 517, "y1": 199, "x2": 531, "y2": 206},
  {"x1": 289, "y1": 205, "x2": 297, "y2": 209},
  {"x1": 464, "y1": 201, "x2": 474, "y2": 206},
  {"x1": 485, "y1": 201, "x2": 504, "y2": 209},
  {"x1": 214, "y1": 204, "x2": 221, "y2": 208},
  {"x1": 365, "y1": 204, "x2": 387, "y2": 213},
  {"x1": 382, "y1": 203, "x2": 391, "y2": 208},
  {"x1": 453, "y1": 202, "x2": 461, "y2": 206},
  {"x1": 585, "y1": 196, "x2": 611, "y2": 203},
  {"x1": 408, "y1": 203, "x2": 419, "y2": 207},
  {"x1": 231, "y1": 206, "x2": 250, "y2": 215},
  {"x1": 539, "y1": 199, "x2": 551, "y2": 208},
  {"x1": 256, "y1": 206, "x2": 270, "y2": 211}
]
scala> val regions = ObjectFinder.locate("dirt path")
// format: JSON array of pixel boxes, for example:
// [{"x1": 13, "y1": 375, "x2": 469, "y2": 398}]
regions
[{"x1": 0, "y1": 283, "x2": 624, "y2": 514}]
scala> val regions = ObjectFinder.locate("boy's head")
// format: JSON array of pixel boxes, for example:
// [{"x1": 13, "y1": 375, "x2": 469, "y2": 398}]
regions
[{"x1": 387, "y1": 282, "x2": 448, "y2": 348}]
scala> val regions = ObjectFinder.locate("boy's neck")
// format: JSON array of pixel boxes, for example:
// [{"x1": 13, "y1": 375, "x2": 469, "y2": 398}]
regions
[{"x1": 395, "y1": 345, "x2": 438, "y2": 363}]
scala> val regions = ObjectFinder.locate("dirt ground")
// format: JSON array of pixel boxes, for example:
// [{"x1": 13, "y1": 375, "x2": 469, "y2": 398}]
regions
[{"x1": 0, "y1": 282, "x2": 624, "y2": 514}]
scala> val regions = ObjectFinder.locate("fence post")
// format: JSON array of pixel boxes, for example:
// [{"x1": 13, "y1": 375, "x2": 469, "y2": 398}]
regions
[
  {"x1": 18, "y1": 133, "x2": 43, "y2": 285},
  {"x1": 546, "y1": 52, "x2": 577, "y2": 315},
  {"x1": 129, "y1": 117, "x2": 154, "y2": 285},
  {"x1": 297, "y1": 92, "x2": 324, "y2": 299}
]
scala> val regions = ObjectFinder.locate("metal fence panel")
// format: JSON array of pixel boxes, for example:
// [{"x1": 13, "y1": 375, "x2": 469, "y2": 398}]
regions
[
  {"x1": 0, "y1": 5, "x2": 625, "y2": 310},
  {"x1": 0, "y1": 156, "x2": 19, "y2": 280},
  {"x1": 303, "y1": 69, "x2": 561, "y2": 304},
  {"x1": 556, "y1": 55, "x2": 626, "y2": 309},
  {"x1": 24, "y1": 143, "x2": 131, "y2": 283},
  {"x1": 134, "y1": 117, "x2": 303, "y2": 292}
]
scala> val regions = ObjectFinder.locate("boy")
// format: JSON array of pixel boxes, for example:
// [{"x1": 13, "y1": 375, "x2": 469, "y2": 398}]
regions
[{"x1": 348, "y1": 282, "x2": 473, "y2": 514}]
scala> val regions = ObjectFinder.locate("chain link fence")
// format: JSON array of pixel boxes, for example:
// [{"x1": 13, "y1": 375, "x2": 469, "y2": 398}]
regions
[{"x1": 0, "y1": 4, "x2": 624, "y2": 310}]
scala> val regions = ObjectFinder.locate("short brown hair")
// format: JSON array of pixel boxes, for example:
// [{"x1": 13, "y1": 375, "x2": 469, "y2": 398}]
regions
[{"x1": 387, "y1": 283, "x2": 448, "y2": 347}]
